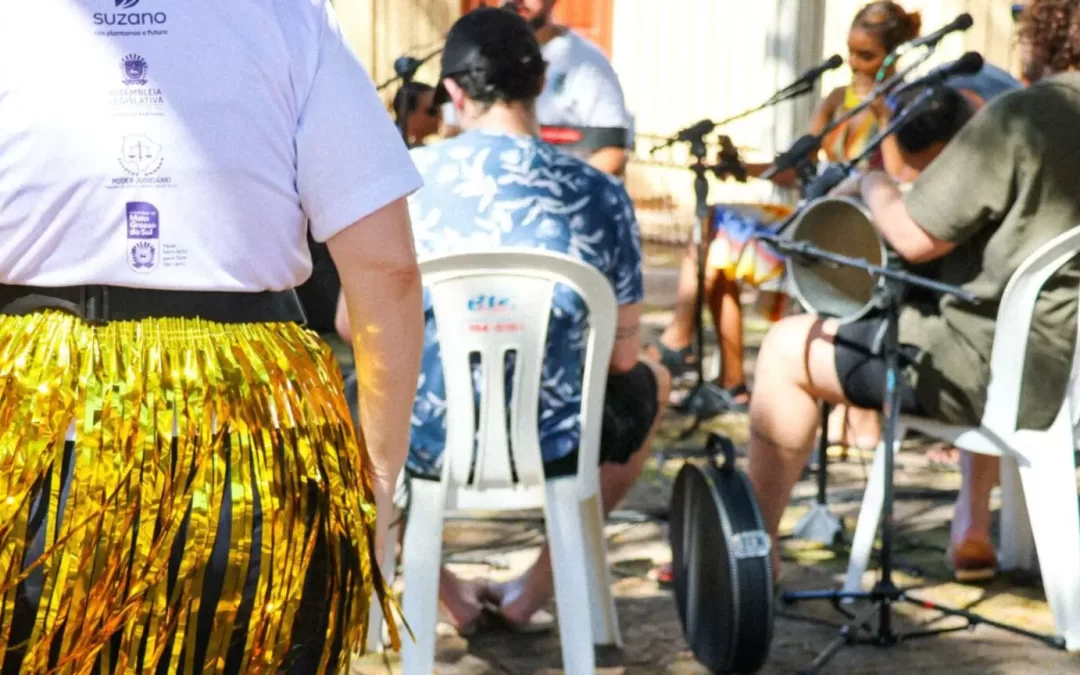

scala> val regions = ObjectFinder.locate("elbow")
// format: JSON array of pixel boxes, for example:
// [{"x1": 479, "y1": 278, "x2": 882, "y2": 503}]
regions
[
  {"x1": 609, "y1": 351, "x2": 640, "y2": 375},
  {"x1": 335, "y1": 310, "x2": 352, "y2": 344}
]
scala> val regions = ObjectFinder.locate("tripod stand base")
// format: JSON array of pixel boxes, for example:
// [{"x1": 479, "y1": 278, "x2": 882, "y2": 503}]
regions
[
  {"x1": 792, "y1": 504, "x2": 845, "y2": 546},
  {"x1": 781, "y1": 583, "x2": 1068, "y2": 674}
]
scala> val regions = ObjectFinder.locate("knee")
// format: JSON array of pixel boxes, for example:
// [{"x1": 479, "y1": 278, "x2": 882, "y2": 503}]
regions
[{"x1": 755, "y1": 314, "x2": 819, "y2": 381}]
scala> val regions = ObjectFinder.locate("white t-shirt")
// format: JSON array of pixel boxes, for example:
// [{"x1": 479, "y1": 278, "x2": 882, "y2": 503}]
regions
[
  {"x1": 443, "y1": 30, "x2": 632, "y2": 133},
  {"x1": 0, "y1": 0, "x2": 422, "y2": 292}
]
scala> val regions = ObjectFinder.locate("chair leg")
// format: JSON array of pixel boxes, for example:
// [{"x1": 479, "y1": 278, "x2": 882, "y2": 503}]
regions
[
  {"x1": 1014, "y1": 430, "x2": 1080, "y2": 651},
  {"x1": 843, "y1": 439, "x2": 888, "y2": 594},
  {"x1": 581, "y1": 492, "x2": 622, "y2": 647},
  {"x1": 402, "y1": 478, "x2": 447, "y2": 674},
  {"x1": 997, "y1": 454, "x2": 1037, "y2": 573},
  {"x1": 544, "y1": 480, "x2": 598, "y2": 675},
  {"x1": 367, "y1": 520, "x2": 400, "y2": 653}
]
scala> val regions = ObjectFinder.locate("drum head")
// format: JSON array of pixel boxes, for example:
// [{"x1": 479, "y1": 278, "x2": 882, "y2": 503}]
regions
[
  {"x1": 670, "y1": 458, "x2": 774, "y2": 674},
  {"x1": 788, "y1": 197, "x2": 886, "y2": 323}
]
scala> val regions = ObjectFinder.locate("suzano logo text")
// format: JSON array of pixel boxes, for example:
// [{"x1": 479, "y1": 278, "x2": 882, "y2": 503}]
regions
[{"x1": 94, "y1": 11, "x2": 167, "y2": 26}]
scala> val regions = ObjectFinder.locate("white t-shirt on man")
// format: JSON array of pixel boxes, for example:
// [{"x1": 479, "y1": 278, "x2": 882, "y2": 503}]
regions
[
  {"x1": 0, "y1": 0, "x2": 422, "y2": 292},
  {"x1": 443, "y1": 29, "x2": 632, "y2": 134}
]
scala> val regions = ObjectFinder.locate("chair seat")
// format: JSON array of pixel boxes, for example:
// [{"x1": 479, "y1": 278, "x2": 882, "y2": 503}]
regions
[{"x1": 900, "y1": 416, "x2": 1011, "y2": 457}]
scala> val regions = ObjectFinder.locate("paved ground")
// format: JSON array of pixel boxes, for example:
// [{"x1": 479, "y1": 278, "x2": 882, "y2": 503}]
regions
[{"x1": 350, "y1": 246, "x2": 1080, "y2": 674}]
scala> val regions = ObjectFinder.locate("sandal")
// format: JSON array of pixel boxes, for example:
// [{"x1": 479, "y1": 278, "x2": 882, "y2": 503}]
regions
[
  {"x1": 652, "y1": 342, "x2": 698, "y2": 378},
  {"x1": 716, "y1": 382, "x2": 751, "y2": 413},
  {"x1": 945, "y1": 539, "x2": 997, "y2": 583}
]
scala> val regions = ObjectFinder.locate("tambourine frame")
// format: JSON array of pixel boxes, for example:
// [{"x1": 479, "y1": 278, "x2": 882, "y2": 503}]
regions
[{"x1": 669, "y1": 435, "x2": 774, "y2": 674}]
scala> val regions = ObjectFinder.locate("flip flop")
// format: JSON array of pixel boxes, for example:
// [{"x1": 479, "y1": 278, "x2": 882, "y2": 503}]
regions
[{"x1": 480, "y1": 601, "x2": 556, "y2": 634}]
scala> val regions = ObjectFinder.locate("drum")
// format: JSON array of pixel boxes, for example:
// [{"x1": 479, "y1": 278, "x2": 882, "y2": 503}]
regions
[
  {"x1": 785, "y1": 196, "x2": 888, "y2": 323},
  {"x1": 670, "y1": 434, "x2": 774, "y2": 674}
]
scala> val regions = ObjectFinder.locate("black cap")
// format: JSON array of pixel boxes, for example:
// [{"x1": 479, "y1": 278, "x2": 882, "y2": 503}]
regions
[{"x1": 433, "y1": 8, "x2": 544, "y2": 106}]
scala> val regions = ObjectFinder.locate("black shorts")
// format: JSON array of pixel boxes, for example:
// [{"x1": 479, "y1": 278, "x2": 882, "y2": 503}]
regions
[
  {"x1": 834, "y1": 317, "x2": 924, "y2": 415},
  {"x1": 544, "y1": 361, "x2": 660, "y2": 478}
]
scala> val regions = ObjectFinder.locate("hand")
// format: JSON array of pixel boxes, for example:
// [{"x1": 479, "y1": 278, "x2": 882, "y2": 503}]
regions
[
  {"x1": 869, "y1": 95, "x2": 891, "y2": 123},
  {"x1": 828, "y1": 171, "x2": 863, "y2": 198},
  {"x1": 371, "y1": 471, "x2": 399, "y2": 572}
]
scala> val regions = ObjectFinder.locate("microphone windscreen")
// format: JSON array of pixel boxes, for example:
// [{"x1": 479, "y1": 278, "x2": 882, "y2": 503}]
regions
[
  {"x1": 954, "y1": 51, "x2": 984, "y2": 75},
  {"x1": 825, "y1": 54, "x2": 844, "y2": 70},
  {"x1": 954, "y1": 12, "x2": 974, "y2": 30}
]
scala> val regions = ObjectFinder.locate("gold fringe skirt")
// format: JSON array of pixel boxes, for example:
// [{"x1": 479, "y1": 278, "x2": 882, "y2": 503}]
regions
[{"x1": 0, "y1": 311, "x2": 395, "y2": 674}]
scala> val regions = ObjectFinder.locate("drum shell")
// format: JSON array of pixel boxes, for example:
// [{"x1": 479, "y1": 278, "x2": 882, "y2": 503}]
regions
[
  {"x1": 786, "y1": 196, "x2": 888, "y2": 324},
  {"x1": 670, "y1": 451, "x2": 774, "y2": 674}
]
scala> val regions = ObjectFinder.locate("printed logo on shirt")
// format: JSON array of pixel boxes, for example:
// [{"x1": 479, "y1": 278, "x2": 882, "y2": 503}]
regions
[
  {"x1": 122, "y1": 54, "x2": 148, "y2": 86},
  {"x1": 126, "y1": 202, "x2": 160, "y2": 273},
  {"x1": 94, "y1": 0, "x2": 168, "y2": 37},
  {"x1": 109, "y1": 57, "x2": 165, "y2": 116},
  {"x1": 110, "y1": 135, "x2": 172, "y2": 189}
]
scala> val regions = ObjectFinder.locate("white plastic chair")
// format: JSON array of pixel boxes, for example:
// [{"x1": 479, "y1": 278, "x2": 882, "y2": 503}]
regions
[
  {"x1": 843, "y1": 225, "x2": 1080, "y2": 651},
  {"x1": 379, "y1": 250, "x2": 622, "y2": 674}
]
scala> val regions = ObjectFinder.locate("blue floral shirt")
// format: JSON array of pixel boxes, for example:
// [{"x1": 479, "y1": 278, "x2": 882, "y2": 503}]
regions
[{"x1": 407, "y1": 130, "x2": 643, "y2": 477}]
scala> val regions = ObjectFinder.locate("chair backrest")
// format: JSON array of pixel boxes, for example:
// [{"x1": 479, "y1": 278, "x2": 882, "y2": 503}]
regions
[
  {"x1": 983, "y1": 225, "x2": 1080, "y2": 435},
  {"x1": 419, "y1": 250, "x2": 618, "y2": 502}
]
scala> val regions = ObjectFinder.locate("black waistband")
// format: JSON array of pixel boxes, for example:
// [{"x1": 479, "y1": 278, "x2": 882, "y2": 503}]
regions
[{"x1": 0, "y1": 284, "x2": 307, "y2": 325}]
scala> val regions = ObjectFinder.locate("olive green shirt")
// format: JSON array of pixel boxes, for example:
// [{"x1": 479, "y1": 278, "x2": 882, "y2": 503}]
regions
[{"x1": 901, "y1": 72, "x2": 1080, "y2": 430}]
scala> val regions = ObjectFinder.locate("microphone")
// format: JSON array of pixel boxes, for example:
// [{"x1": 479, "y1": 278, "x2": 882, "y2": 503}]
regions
[
  {"x1": 895, "y1": 13, "x2": 973, "y2": 56},
  {"x1": 651, "y1": 119, "x2": 717, "y2": 155},
  {"x1": 890, "y1": 52, "x2": 984, "y2": 97},
  {"x1": 792, "y1": 54, "x2": 844, "y2": 89},
  {"x1": 773, "y1": 55, "x2": 844, "y2": 100}
]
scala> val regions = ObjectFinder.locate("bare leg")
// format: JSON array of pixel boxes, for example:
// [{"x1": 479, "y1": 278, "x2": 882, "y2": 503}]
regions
[
  {"x1": 949, "y1": 451, "x2": 998, "y2": 567},
  {"x1": 490, "y1": 359, "x2": 673, "y2": 624},
  {"x1": 746, "y1": 316, "x2": 851, "y2": 572},
  {"x1": 710, "y1": 275, "x2": 747, "y2": 400},
  {"x1": 658, "y1": 241, "x2": 720, "y2": 351}
]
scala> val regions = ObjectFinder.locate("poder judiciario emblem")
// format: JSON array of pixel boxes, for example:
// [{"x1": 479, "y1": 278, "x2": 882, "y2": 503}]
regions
[{"x1": 110, "y1": 135, "x2": 172, "y2": 189}]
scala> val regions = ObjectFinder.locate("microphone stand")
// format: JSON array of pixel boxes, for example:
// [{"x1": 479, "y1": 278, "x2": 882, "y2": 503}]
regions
[
  {"x1": 674, "y1": 130, "x2": 748, "y2": 439},
  {"x1": 377, "y1": 47, "x2": 444, "y2": 143},
  {"x1": 649, "y1": 76, "x2": 818, "y2": 444}
]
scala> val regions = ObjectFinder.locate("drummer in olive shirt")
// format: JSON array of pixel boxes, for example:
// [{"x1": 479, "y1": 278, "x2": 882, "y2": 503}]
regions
[{"x1": 745, "y1": 0, "x2": 1080, "y2": 579}]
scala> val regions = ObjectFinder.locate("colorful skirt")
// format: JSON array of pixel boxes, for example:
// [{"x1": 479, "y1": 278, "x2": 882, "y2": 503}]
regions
[
  {"x1": 0, "y1": 311, "x2": 394, "y2": 674},
  {"x1": 706, "y1": 203, "x2": 793, "y2": 287}
]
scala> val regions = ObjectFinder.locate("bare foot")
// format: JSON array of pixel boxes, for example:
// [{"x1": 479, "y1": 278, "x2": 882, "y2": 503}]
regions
[
  {"x1": 483, "y1": 577, "x2": 551, "y2": 627},
  {"x1": 438, "y1": 569, "x2": 485, "y2": 634}
]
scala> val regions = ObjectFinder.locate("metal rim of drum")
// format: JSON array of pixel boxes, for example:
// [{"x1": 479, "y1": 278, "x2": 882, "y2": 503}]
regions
[
  {"x1": 670, "y1": 460, "x2": 774, "y2": 674},
  {"x1": 787, "y1": 196, "x2": 888, "y2": 325}
]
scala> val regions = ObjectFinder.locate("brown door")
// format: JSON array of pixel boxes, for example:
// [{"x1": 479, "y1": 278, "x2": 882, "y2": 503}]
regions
[{"x1": 459, "y1": 0, "x2": 613, "y2": 55}]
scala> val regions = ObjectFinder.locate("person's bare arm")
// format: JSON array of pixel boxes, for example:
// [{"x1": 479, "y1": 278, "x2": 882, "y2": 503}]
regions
[
  {"x1": 588, "y1": 147, "x2": 629, "y2": 177},
  {"x1": 610, "y1": 304, "x2": 642, "y2": 374},
  {"x1": 860, "y1": 171, "x2": 956, "y2": 263},
  {"x1": 808, "y1": 87, "x2": 845, "y2": 137},
  {"x1": 326, "y1": 197, "x2": 423, "y2": 544}
]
